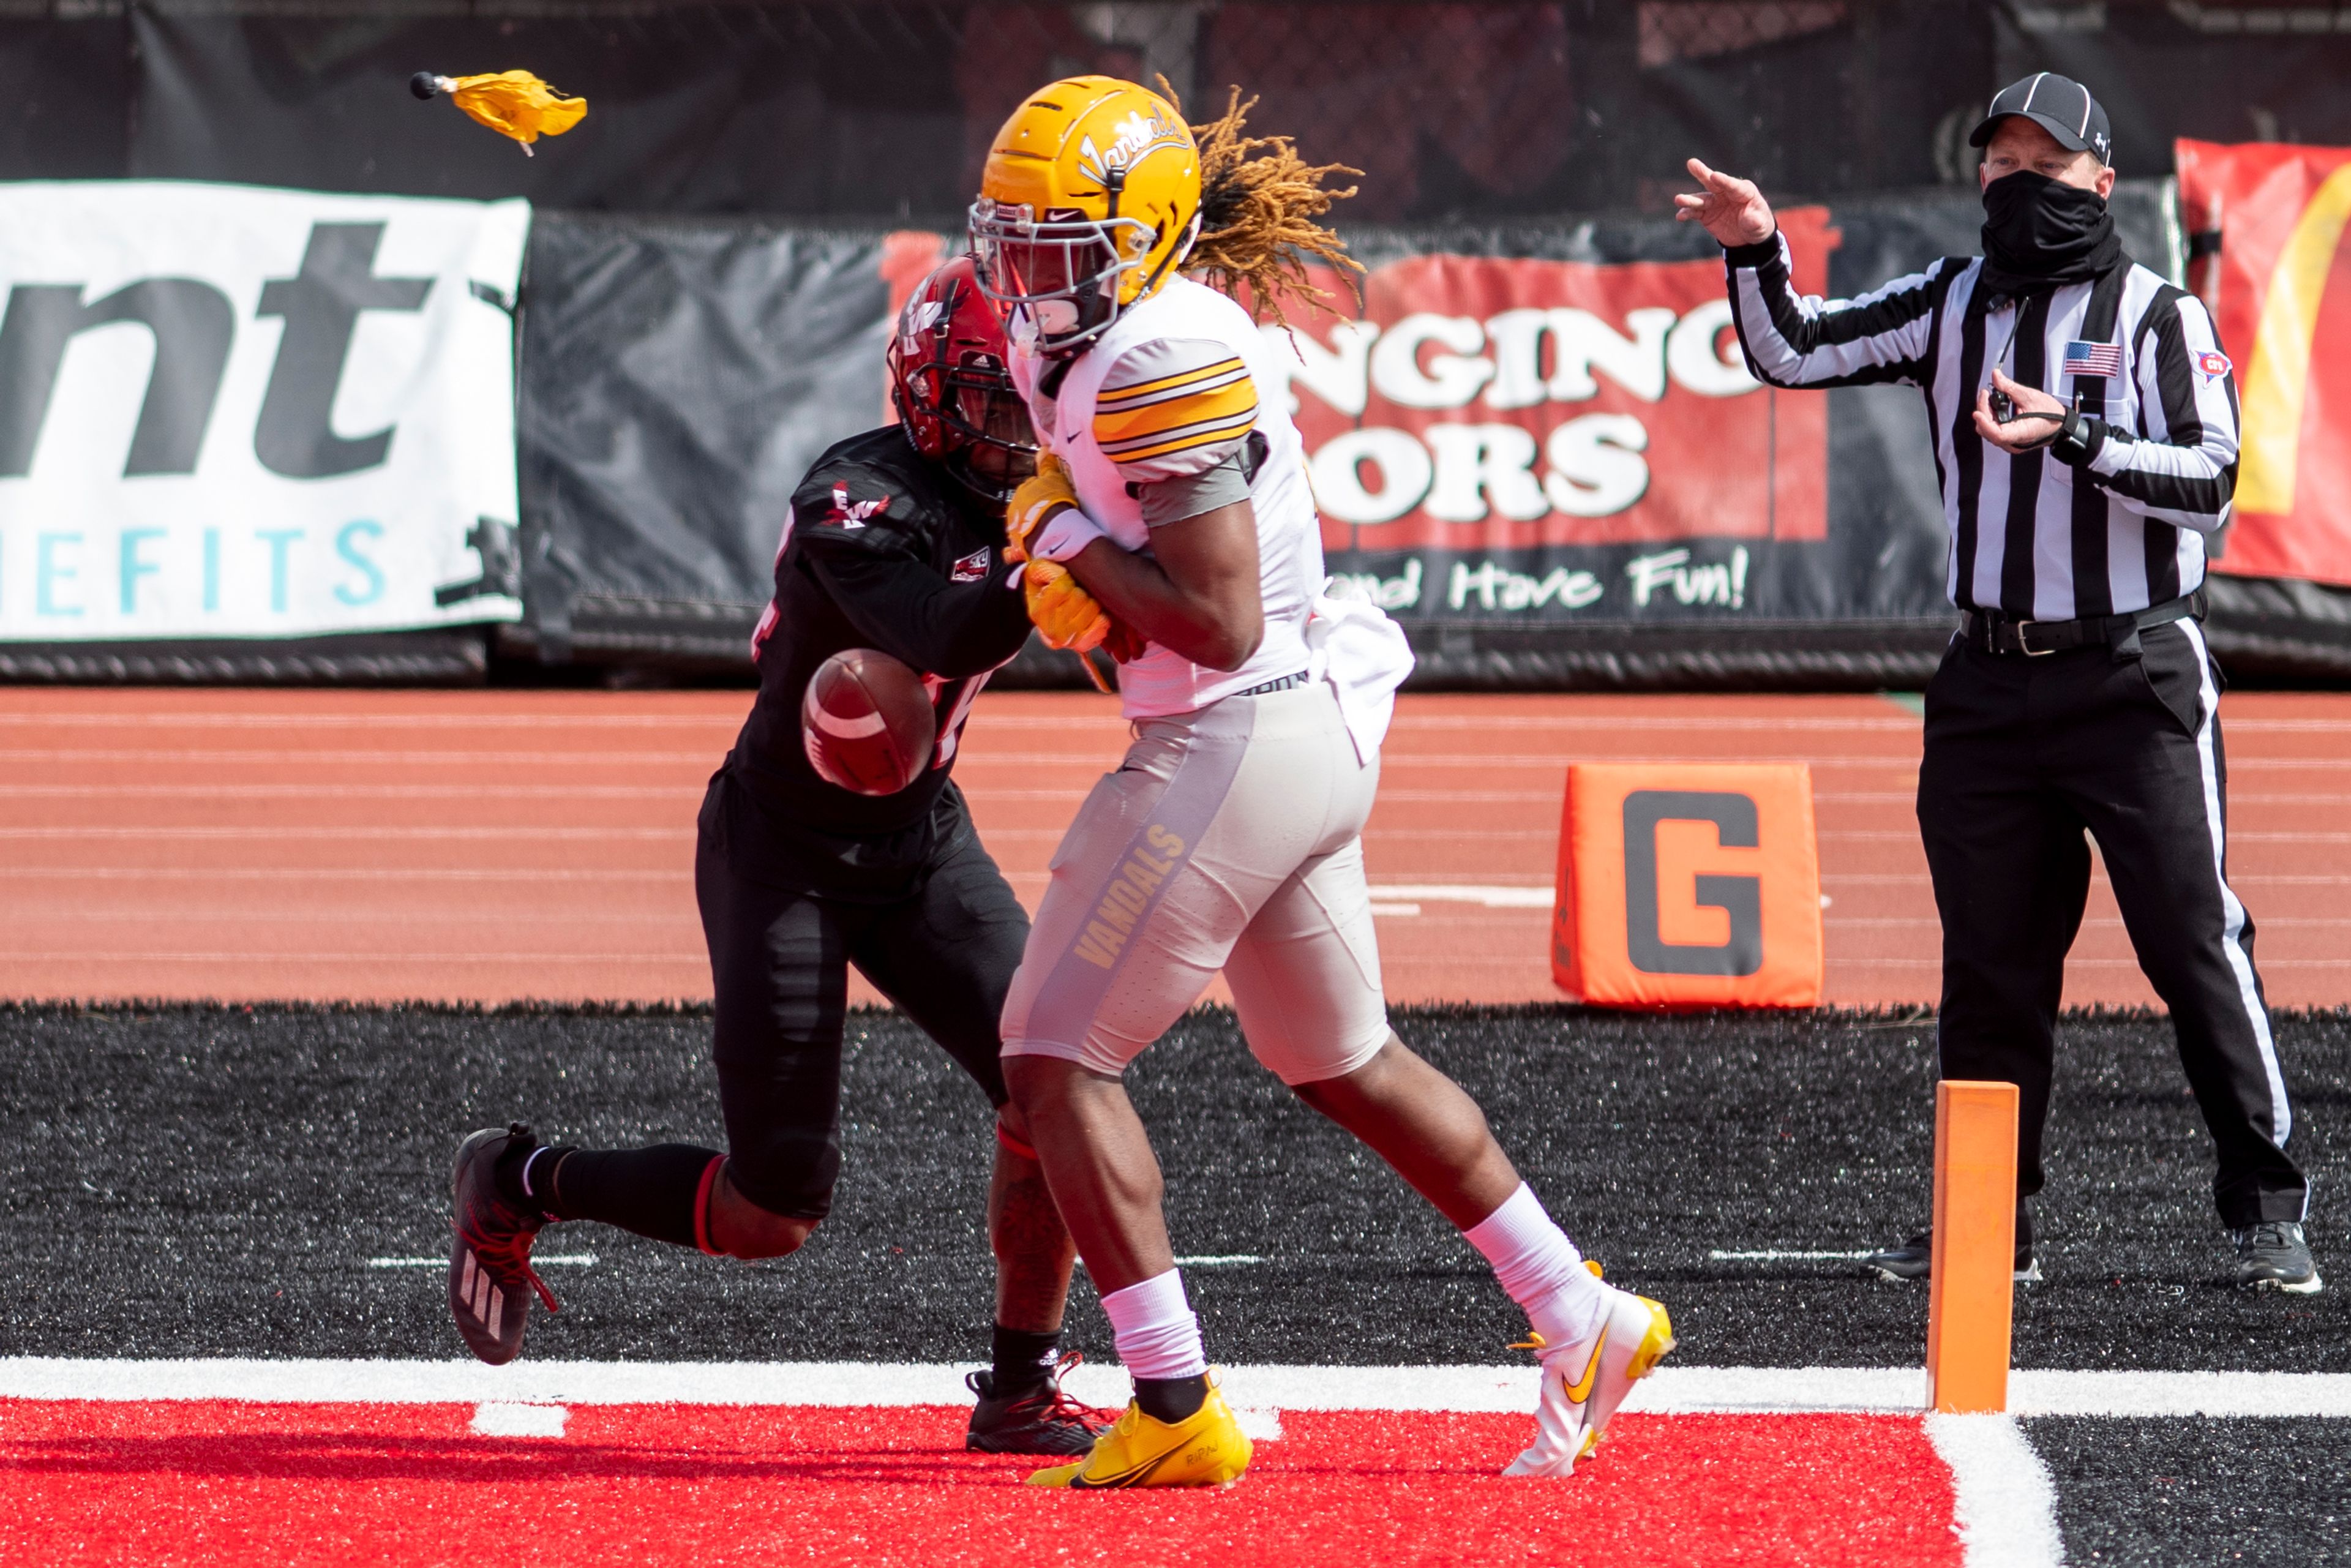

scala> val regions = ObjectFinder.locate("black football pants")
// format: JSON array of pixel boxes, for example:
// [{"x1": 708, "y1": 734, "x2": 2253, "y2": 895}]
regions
[
  {"x1": 1916, "y1": 620, "x2": 2307, "y2": 1230},
  {"x1": 695, "y1": 801, "x2": 1032, "y2": 1221}
]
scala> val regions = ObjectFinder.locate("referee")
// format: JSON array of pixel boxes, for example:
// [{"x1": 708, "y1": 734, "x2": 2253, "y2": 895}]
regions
[{"x1": 1678, "y1": 73, "x2": 2317, "y2": 1292}]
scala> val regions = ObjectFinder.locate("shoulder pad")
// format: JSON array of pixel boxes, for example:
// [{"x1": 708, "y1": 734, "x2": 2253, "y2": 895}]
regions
[{"x1": 1092, "y1": 336, "x2": 1258, "y2": 484}]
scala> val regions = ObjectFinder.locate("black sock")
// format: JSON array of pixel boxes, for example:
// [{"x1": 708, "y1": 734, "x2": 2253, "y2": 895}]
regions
[
  {"x1": 1133, "y1": 1375, "x2": 1208, "y2": 1424},
  {"x1": 493, "y1": 1138, "x2": 574, "y2": 1219},
  {"x1": 991, "y1": 1326, "x2": 1062, "y2": 1395},
  {"x1": 541, "y1": 1144, "x2": 723, "y2": 1250}
]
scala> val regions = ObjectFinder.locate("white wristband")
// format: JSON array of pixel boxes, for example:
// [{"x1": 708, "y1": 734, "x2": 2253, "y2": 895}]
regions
[{"x1": 1032, "y1": 505, "x2": 1108, "y2": 563}]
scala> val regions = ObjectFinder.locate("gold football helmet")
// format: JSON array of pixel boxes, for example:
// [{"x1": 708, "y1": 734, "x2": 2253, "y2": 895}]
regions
[{"x1": 969, "y1": 76, "x2": 1202, "y2": 354}]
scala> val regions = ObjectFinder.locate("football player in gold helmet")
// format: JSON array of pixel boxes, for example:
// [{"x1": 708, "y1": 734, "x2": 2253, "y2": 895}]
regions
[
  {"x1": 968, "y1": 75, "x2": 1201, "y2": 354},
  {"x1": 974, "y1": 81, "x2": 1678, "y2": 1491}
]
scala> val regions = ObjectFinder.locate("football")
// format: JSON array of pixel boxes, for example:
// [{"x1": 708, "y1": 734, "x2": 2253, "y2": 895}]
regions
[{"x1": 801, "y1": 647, "x2": 937, "y2": 796}]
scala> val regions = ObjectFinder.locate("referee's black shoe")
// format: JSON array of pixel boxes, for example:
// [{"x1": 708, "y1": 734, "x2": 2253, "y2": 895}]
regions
[
  {"x1": 2233, "y1": 1221, "x2": 2323, "y2": 1294},
  {"x1": 1861, "y1": 1228, "x2": 2039, "y2": 1283}
]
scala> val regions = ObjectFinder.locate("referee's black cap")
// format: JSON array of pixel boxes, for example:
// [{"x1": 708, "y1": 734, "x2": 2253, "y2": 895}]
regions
[{"x1": 1968, "y1": 73, "x2": 2113, "y2": 165}]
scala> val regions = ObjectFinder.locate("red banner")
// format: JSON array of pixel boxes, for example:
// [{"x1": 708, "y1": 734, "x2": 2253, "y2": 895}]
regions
[
  {"x1": 1273, "y1": 208, "x2": 1836, "y2": 558},
  {"x1": 2178, "y1": 139, "x2": 2351, "y2": 587}
]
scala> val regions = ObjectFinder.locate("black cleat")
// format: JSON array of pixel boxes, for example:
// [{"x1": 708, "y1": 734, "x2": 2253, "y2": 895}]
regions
[
  {"x1": 449, "y1": 1123, "x2": 561, "y2": 1365},
  {"x1": 2233, "y1": 1221, "x2": 2323, "y2": 1294},
  {"x1": 966, "y1": 1352, "x2": 1117, "y2": 1455},
  {"x1": 1862, "y1": 1229, "x2": 2039, "y2": 1283}
]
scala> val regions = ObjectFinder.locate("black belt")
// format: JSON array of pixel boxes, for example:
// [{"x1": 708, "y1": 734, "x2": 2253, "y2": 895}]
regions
[
  {"x1": 1959, "y1": 590, "x2": 2204, "y2": 658},
  {"x1": 1232, "y1": 670, "x2": 1311, "y2": 696}
]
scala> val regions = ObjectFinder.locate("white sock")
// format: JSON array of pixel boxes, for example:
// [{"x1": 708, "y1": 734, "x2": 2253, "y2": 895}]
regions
[
  {"x1": 1100, "y1": 1268, "x2": 1209, "y2": 1381},
  {"x1": 1462, "y1": 1183, "x2": 1608, "y2": 1346}
]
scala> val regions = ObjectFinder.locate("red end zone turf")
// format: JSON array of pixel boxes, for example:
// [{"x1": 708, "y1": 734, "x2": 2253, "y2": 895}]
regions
[{"x1": 0, "y1": 1402, "x2": 1960, "y2": 1566}]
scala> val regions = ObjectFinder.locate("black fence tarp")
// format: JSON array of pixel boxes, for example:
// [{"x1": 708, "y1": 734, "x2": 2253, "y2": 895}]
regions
[
  {"x1": 513, "y1": 216, "x2": 899, "y2": 669},
  {"x1": 9, "y1": 2, "x2": 2351, "y2": 222}
]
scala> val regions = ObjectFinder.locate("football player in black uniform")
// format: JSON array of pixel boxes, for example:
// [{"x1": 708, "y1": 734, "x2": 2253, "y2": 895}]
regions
[{"x1": 443, "y1": 257, "x2": 1113, "y2": 1455}]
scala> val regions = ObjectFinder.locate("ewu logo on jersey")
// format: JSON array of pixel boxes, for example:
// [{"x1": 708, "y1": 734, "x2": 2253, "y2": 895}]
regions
[{"x1": 826, "y1": 484, "x2": 891, "y2": 529}]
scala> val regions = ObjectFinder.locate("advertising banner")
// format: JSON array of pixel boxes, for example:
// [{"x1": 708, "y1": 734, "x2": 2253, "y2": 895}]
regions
[
  {"x1": 0, "y1": 181, "x2": 528, "y2": 643},
  {"x1": 2177, "y1": 139, "x2": 2351, "y2": 590},
  {"x1": 509, "y1": 198, "x2": 2114, "y2": 683},
  {"x1": 1273, "y1": 208, "x2": 1837, "y2": 629}
]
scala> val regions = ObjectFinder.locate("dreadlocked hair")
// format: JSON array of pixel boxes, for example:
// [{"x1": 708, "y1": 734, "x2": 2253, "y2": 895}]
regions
[{"x1": 1167, "y1": 81, "x2": 1362, "y2": 328}]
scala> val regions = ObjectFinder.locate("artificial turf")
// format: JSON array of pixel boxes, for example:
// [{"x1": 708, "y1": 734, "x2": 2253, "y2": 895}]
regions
[{"x1": 1, "y1": 1002, "x2": 2343, "y2": 1565}]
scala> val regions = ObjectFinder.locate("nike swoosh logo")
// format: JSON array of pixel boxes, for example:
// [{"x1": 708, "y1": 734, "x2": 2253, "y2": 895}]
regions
[
  {"x1": 1067, "y1": 1448, "x2": 1173, "y2": 1490},
  {"x1": 1564, "y1": 1330, "x2": 1607, "y2": 1405}
]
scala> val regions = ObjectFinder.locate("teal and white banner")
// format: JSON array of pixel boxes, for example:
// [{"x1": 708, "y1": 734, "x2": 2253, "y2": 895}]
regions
[{"x1": 0, "y1": 181, "x2": 528, "y2": 641}]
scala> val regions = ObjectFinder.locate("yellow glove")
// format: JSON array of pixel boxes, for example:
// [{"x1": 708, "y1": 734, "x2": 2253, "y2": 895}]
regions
[
  {"x1": 1023, "y1": 560, "x2": 1111, "y2": 653},
  {"x1": 1005, "y1": 452, "x2": 1081, "y2": 563}
]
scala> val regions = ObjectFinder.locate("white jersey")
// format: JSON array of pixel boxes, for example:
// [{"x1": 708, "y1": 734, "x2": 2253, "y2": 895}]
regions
[{"x1": 1011, "y1": 276, "x2": 1324, "y2": 720}]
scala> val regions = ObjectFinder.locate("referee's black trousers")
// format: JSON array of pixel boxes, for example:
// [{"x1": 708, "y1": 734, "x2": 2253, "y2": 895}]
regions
[{"x1": 1916, "y1": 620, "x2": 2307, "y2": 1231}]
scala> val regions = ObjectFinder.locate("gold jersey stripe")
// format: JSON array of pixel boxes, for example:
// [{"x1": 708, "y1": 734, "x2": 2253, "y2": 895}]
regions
[
  {"x1": 1096, "y1": 388, "x2": 1259, "y2": 443},
  {"x1": 1095, "y1": 356, "x2": 1250, "y2": 410},
  {"x1": 1096, "y1": 367, "x2": 1253, "y2": 419},
  {"x1": 1095, "y1": 380, "x2": 1258, "y2": 448},
  {"x1": 1097, "y1": 402, "x2": 1259, "y2": 454},
  {"x1": 1099, "y1": 410, "x2": 1259, "y2": 463}
]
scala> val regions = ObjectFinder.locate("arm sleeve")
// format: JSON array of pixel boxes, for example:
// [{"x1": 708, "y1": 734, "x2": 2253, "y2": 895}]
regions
[
  {"x1": 794, "y1": 481, "x2": 1032, "y2": 678},
  {"x1": 1723, "y1": 231, "x2": 1948, "y2": 389},
  {"x1": 1137, "y1": 446, "x2": 1253, "y2": 528},
  {"x1": 1090, "y1": 337, "x2": 1259, "y2": 486},
  {"x1": 2074, "y1": 289, "x2": 2238, "y2": 536}
]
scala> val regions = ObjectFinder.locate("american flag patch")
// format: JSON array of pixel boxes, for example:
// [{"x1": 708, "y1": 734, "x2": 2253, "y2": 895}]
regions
[{"x1": 2062, "y1": 340, "x2": 2124, "y2": 379}]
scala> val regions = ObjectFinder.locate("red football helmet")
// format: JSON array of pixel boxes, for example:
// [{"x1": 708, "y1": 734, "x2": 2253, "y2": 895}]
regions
[{"x1": 888, "y1": 254, "x2": 1037, "y2": 501}]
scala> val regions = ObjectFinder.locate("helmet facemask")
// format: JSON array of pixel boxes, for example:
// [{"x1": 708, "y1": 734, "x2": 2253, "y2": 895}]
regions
[{"x1": 969, "y1": 197, "x2": 1163, "y2": 354}]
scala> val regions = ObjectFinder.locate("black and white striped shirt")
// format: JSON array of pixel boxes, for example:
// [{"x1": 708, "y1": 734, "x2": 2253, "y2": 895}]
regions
[{"x1": 1725, "y1": 232, "x2": 2240, "y2": 620}]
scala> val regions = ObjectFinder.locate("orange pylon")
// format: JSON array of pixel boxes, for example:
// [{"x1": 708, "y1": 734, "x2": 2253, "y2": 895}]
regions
[{"x1": 1926, "y1": 1079, "x2": 2019, "y2": 1413}]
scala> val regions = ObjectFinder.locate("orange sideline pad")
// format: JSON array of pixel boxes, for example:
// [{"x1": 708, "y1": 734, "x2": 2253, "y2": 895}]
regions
[
  {"x1": 1553, "y1": 762, "x2": 1823, "y2": 1008},
  {"x1": 1927, "y1": 1079, "x2": 2020, "y2": 1414}
]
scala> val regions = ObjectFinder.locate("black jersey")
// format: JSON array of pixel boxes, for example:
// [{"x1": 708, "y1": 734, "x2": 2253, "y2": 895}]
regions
[{"x1": 714, "y1": 425, "x2": 1033, "y2": 901}]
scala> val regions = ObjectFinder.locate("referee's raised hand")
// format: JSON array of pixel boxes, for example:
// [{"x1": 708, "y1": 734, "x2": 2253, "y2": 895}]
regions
[{"x1": 1676, "y1": 159, "x2": 1775, "y2": 247}]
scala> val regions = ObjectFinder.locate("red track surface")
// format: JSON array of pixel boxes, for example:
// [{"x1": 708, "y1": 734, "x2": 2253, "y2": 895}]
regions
[
  {"x1": 0, "y1": 1402, "x2": 1958, "y2": 1567},
  {"x1": 2, "y1": 685, "x2": 2347, "y2": 1008}
]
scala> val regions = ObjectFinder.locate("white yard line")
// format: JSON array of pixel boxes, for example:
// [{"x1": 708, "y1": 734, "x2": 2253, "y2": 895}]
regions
[
  {"x1": 367, "y1": 1255, "x2": 597, "y2": 1269},
  {"x1": 2004, "y1": 1368, "x2": 2351, "y2": 1417},
  {"x1": 1928, "y1": 1413, "x2": 2066, "y2": 1568},
  {"x1": 1365, "y1": 884, "x2": 1556, "y2": 908},
  {"x1": 1, "y1": 1359, "x2": 2342, "y2": 1420},
  {"x1": 470, "y1": 1401, "x2": 569, "y2": 1438}
]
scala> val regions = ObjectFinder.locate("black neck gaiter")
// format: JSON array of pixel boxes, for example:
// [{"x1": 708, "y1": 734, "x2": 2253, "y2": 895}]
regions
[{"x1": 1979, "y1": 171, "x2": 2124, "y2": 302}]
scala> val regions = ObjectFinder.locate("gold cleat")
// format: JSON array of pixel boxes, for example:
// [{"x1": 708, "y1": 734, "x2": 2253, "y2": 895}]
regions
[{"x1": 1027, "y1": 1375, "x2": 1253, "y2": 1490}]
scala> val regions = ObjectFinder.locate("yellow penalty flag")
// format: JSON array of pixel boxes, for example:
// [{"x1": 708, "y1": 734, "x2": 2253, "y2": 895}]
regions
[{"x1": 413, "y1": 70, "x2": 587, "y2": 156}]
